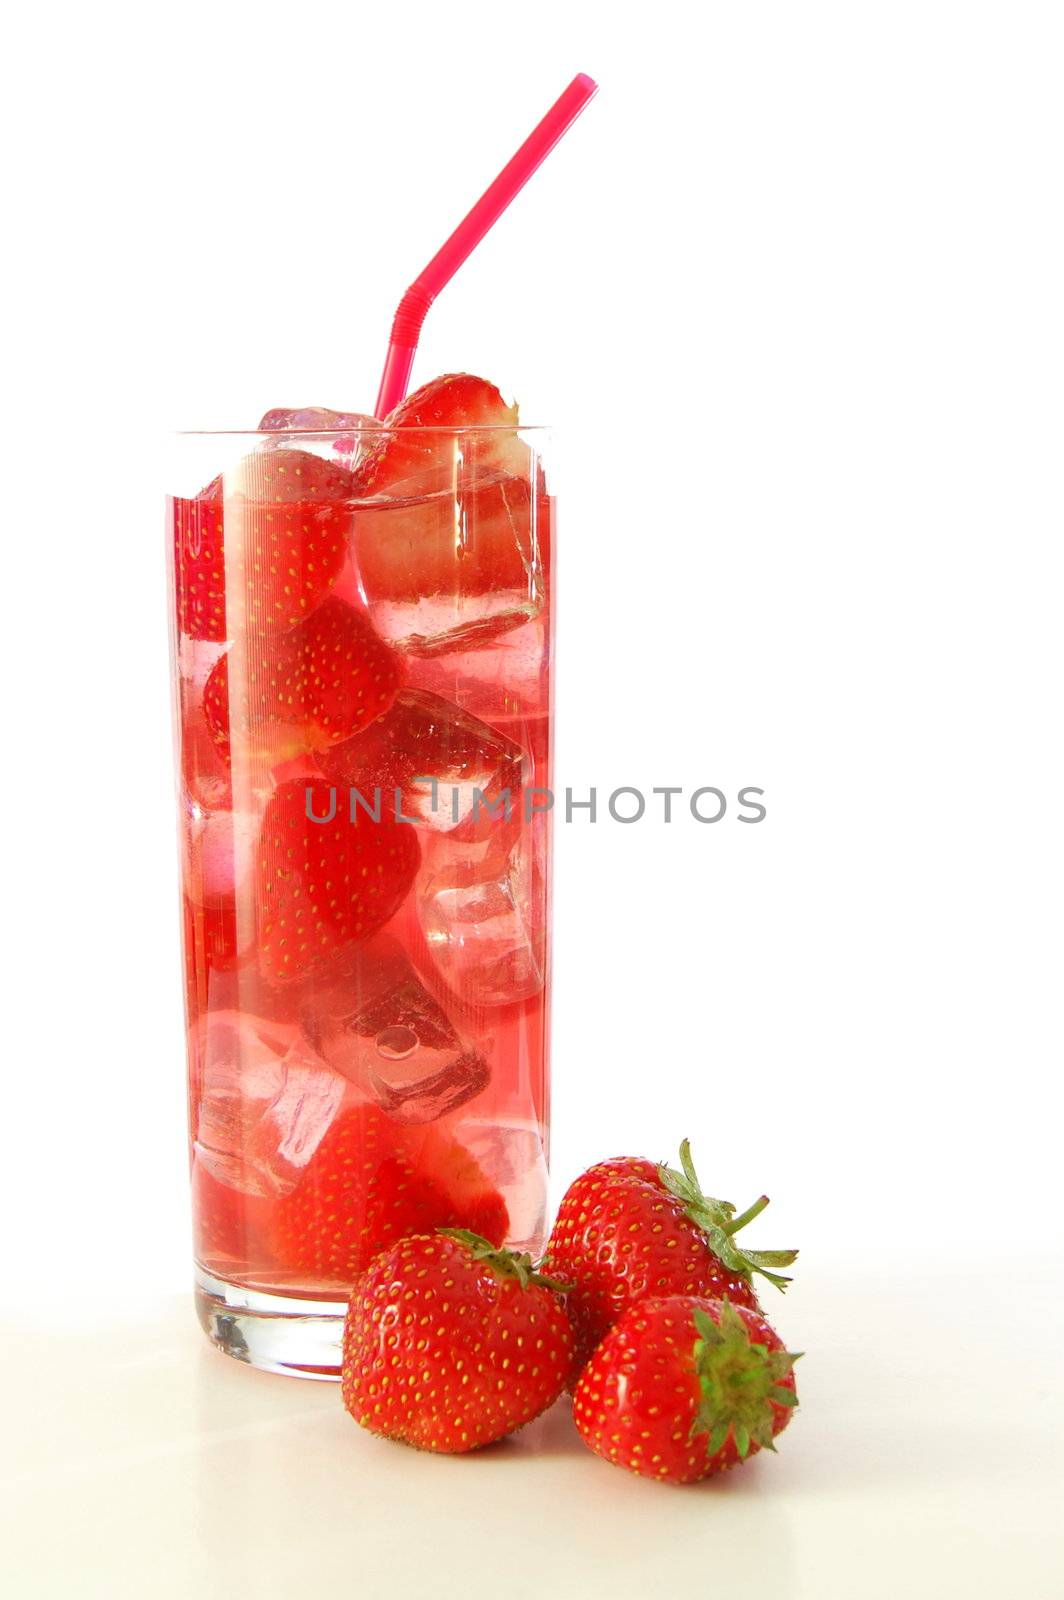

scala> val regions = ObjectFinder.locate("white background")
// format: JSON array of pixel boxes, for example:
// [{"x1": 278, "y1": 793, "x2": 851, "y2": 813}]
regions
[{"x1": 2, "y1": 3, "x2": 1062, "y2": 1595}]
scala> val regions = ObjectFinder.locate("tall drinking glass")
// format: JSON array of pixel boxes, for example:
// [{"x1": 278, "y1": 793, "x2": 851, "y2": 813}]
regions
[{"x1": 168, "y1": 423, "x2": 554, "y2": 1377}]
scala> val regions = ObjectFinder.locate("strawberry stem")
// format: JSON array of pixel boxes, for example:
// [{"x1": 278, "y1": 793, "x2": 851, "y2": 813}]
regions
[
  {"x1": 438, "y1": 1229, "x2": 570, "y2": 1293},
  {"x1": 724, "y1": 1195, "x2": 770, "y2": 1236}
]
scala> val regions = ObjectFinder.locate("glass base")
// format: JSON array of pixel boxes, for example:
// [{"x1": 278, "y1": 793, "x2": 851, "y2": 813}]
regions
[{"x1": 194, "y1": 1266, "x2": 346, "y2": 1380}]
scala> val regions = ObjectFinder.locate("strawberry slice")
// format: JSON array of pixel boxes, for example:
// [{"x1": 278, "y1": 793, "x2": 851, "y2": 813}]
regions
[
  {"x1": 255, "y1": 777, "x2": 420, "y2": 982},
  {"x1": 171, "y1": 449, "x2": 354, "y2": 642},
  {"x1": 172, "y1": 495, "x2": 227, "y2": 642},
  {"x1": 356, "y1": 373, "x2": 529, "y2": 496},
  {"x1": 201, "y1": 655, "x2": 236, "y2": 766},
  {"x1": 271, "y1": 1102, "x2": 509, "y2": 1285},
  {"x1": 231, "y1": 447, "x2": 355, "y2": 507},
  {"x1": 272, "y1": 596, "x2": 401, "y2": 749},
  {"x1": 349, "y1": 375, "x2": 549, "y2": 650},
  {"x1": 202, "y1": 596, "x2": 402, "y2": 765}
]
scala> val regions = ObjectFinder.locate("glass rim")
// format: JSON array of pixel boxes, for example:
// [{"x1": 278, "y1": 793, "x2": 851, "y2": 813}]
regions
[{"x1": 174, "y1": 423, "x2": 553, "y2": 438}]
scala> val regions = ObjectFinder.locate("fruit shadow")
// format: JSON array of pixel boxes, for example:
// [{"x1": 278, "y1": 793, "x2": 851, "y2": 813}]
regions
[
  {"x1": 473, "y1": 1395, "x2": 585, "y2": 1461},
  {"x1": 470, "y1": 1398, "x2": 791, "y2": 1493}
]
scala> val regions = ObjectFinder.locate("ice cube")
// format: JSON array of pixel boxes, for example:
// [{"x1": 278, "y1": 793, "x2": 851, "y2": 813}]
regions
[
  {"x1": 352, "y1": 469, "x2": 551, "y2": 655},
  {"x1": 177, "y1": 639, "x2": 232, "y2": 811},
  {"x1": 417, "y1": 828, "x2": 547, "y2": 1008},
  {"x1": 192, "y1": 1010, "x2": 345, "y2": 1196},
  {"x1": 258, "y1": 406, "x2": 374, "y2": 432},
  {"x1": 460, "y1": 1119, "x2": 549, "y2": 1255},
  {"x1": 316, "y1": 689, "x2": 527, "y2": 837},
  {"x1": 258, "y1": 406, "x2": 378, "y2": 471},
  {"x1": 180, "y1": 697, "x2": 232, "y2": 814},
  {"x1": 298, "y1": 937, "x2": 490, "y2": 1123},
  {"x1": 181, "y1": 796, "x2": 263, "y2": 976},
  {"x1": 182, "y1": 804, "x2": 259, "y2": 909},
  {"x1": 404, "y1": 613, "x2": 550, "y2": 736}
]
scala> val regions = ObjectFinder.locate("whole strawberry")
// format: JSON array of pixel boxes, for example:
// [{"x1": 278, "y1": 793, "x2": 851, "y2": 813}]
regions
[
  {"x1": 544, "y1": 1140, "x2": 797, "y2": 1372},
  {"x1": 342, "y1": 1230, "x2": 572, "y2": 1453},
  {"x1": 573, "y1": 1294, "x2": 799, "y2": 1484}
]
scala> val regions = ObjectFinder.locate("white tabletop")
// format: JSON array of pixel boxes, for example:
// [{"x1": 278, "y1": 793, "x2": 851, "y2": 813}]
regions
[{"x1": 3, "y1": 1261, "x2": 1061, "y2": 1599}]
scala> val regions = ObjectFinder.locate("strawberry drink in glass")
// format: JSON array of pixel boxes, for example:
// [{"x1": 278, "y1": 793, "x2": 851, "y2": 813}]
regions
[{"x1": 169, "y1": 376, "x2": 554, "y2": 1376}]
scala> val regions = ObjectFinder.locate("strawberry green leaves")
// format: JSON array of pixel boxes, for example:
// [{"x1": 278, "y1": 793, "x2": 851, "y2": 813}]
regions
[
  {"x1": 438, "y1": 1229, "x2": 571, "y2": 1293},
  {"x1": 690, "y1": 1299, "x2": 802, "y2": 1459},
  {"x1": 658, "y1": 1139, "x2": 798, "y2": 1294}
]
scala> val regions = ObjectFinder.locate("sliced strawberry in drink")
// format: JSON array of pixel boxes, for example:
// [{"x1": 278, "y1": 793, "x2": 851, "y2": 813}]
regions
[
  {"x1": 171, "y1": 449, "x2": 353, "y2": 642},
  {"x1": 270, "y1": 1102, "x2": 508, "y2": 1284},
  {"x1": 274, "y1": 595, "x2": 402, "y2": 749},
  {"x1": 357, "y1": 373, "x2": 529, "y2": 496},
  {"x1": 255, "y1": 778, "x2": 420, "y2": 983},
  {"x1": 172, "y1": 495, "x2": 227, "y2": 642},
  {"x1": 350, "y1": 374, "x2": 548, "y2": 655},
  {"x1": 202, "y1": 596, "x2": 402, "y2": 766},
  {"x1": 230, "y1": 447, "x2": 355, "y2": 506},
  {"x1": 201, "y1": 655, "x2": 236, "y2": 766},
  {"x1": 228, "y1": 449, "x2": 355, "y2": 636}
]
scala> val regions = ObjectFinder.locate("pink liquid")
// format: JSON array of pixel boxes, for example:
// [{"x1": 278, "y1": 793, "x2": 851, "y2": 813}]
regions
[{"x1": 172, "y1": 441, "x2": 553, "y2": 1303}]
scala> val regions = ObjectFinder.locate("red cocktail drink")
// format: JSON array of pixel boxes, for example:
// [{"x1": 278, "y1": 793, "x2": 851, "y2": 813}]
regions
[{"x1": 169, "y1": 377, "x2": 553, "y2": 1376}]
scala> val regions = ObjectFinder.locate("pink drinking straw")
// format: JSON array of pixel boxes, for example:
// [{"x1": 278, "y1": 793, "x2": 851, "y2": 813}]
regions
[{"x1": 374, "y1": 72, "x2": 598, "y2": 419}]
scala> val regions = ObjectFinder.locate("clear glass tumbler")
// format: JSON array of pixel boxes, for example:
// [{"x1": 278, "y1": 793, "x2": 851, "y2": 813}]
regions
[{"x1": 167, "y1": 421, "x2": 554, "y2": 1377}]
